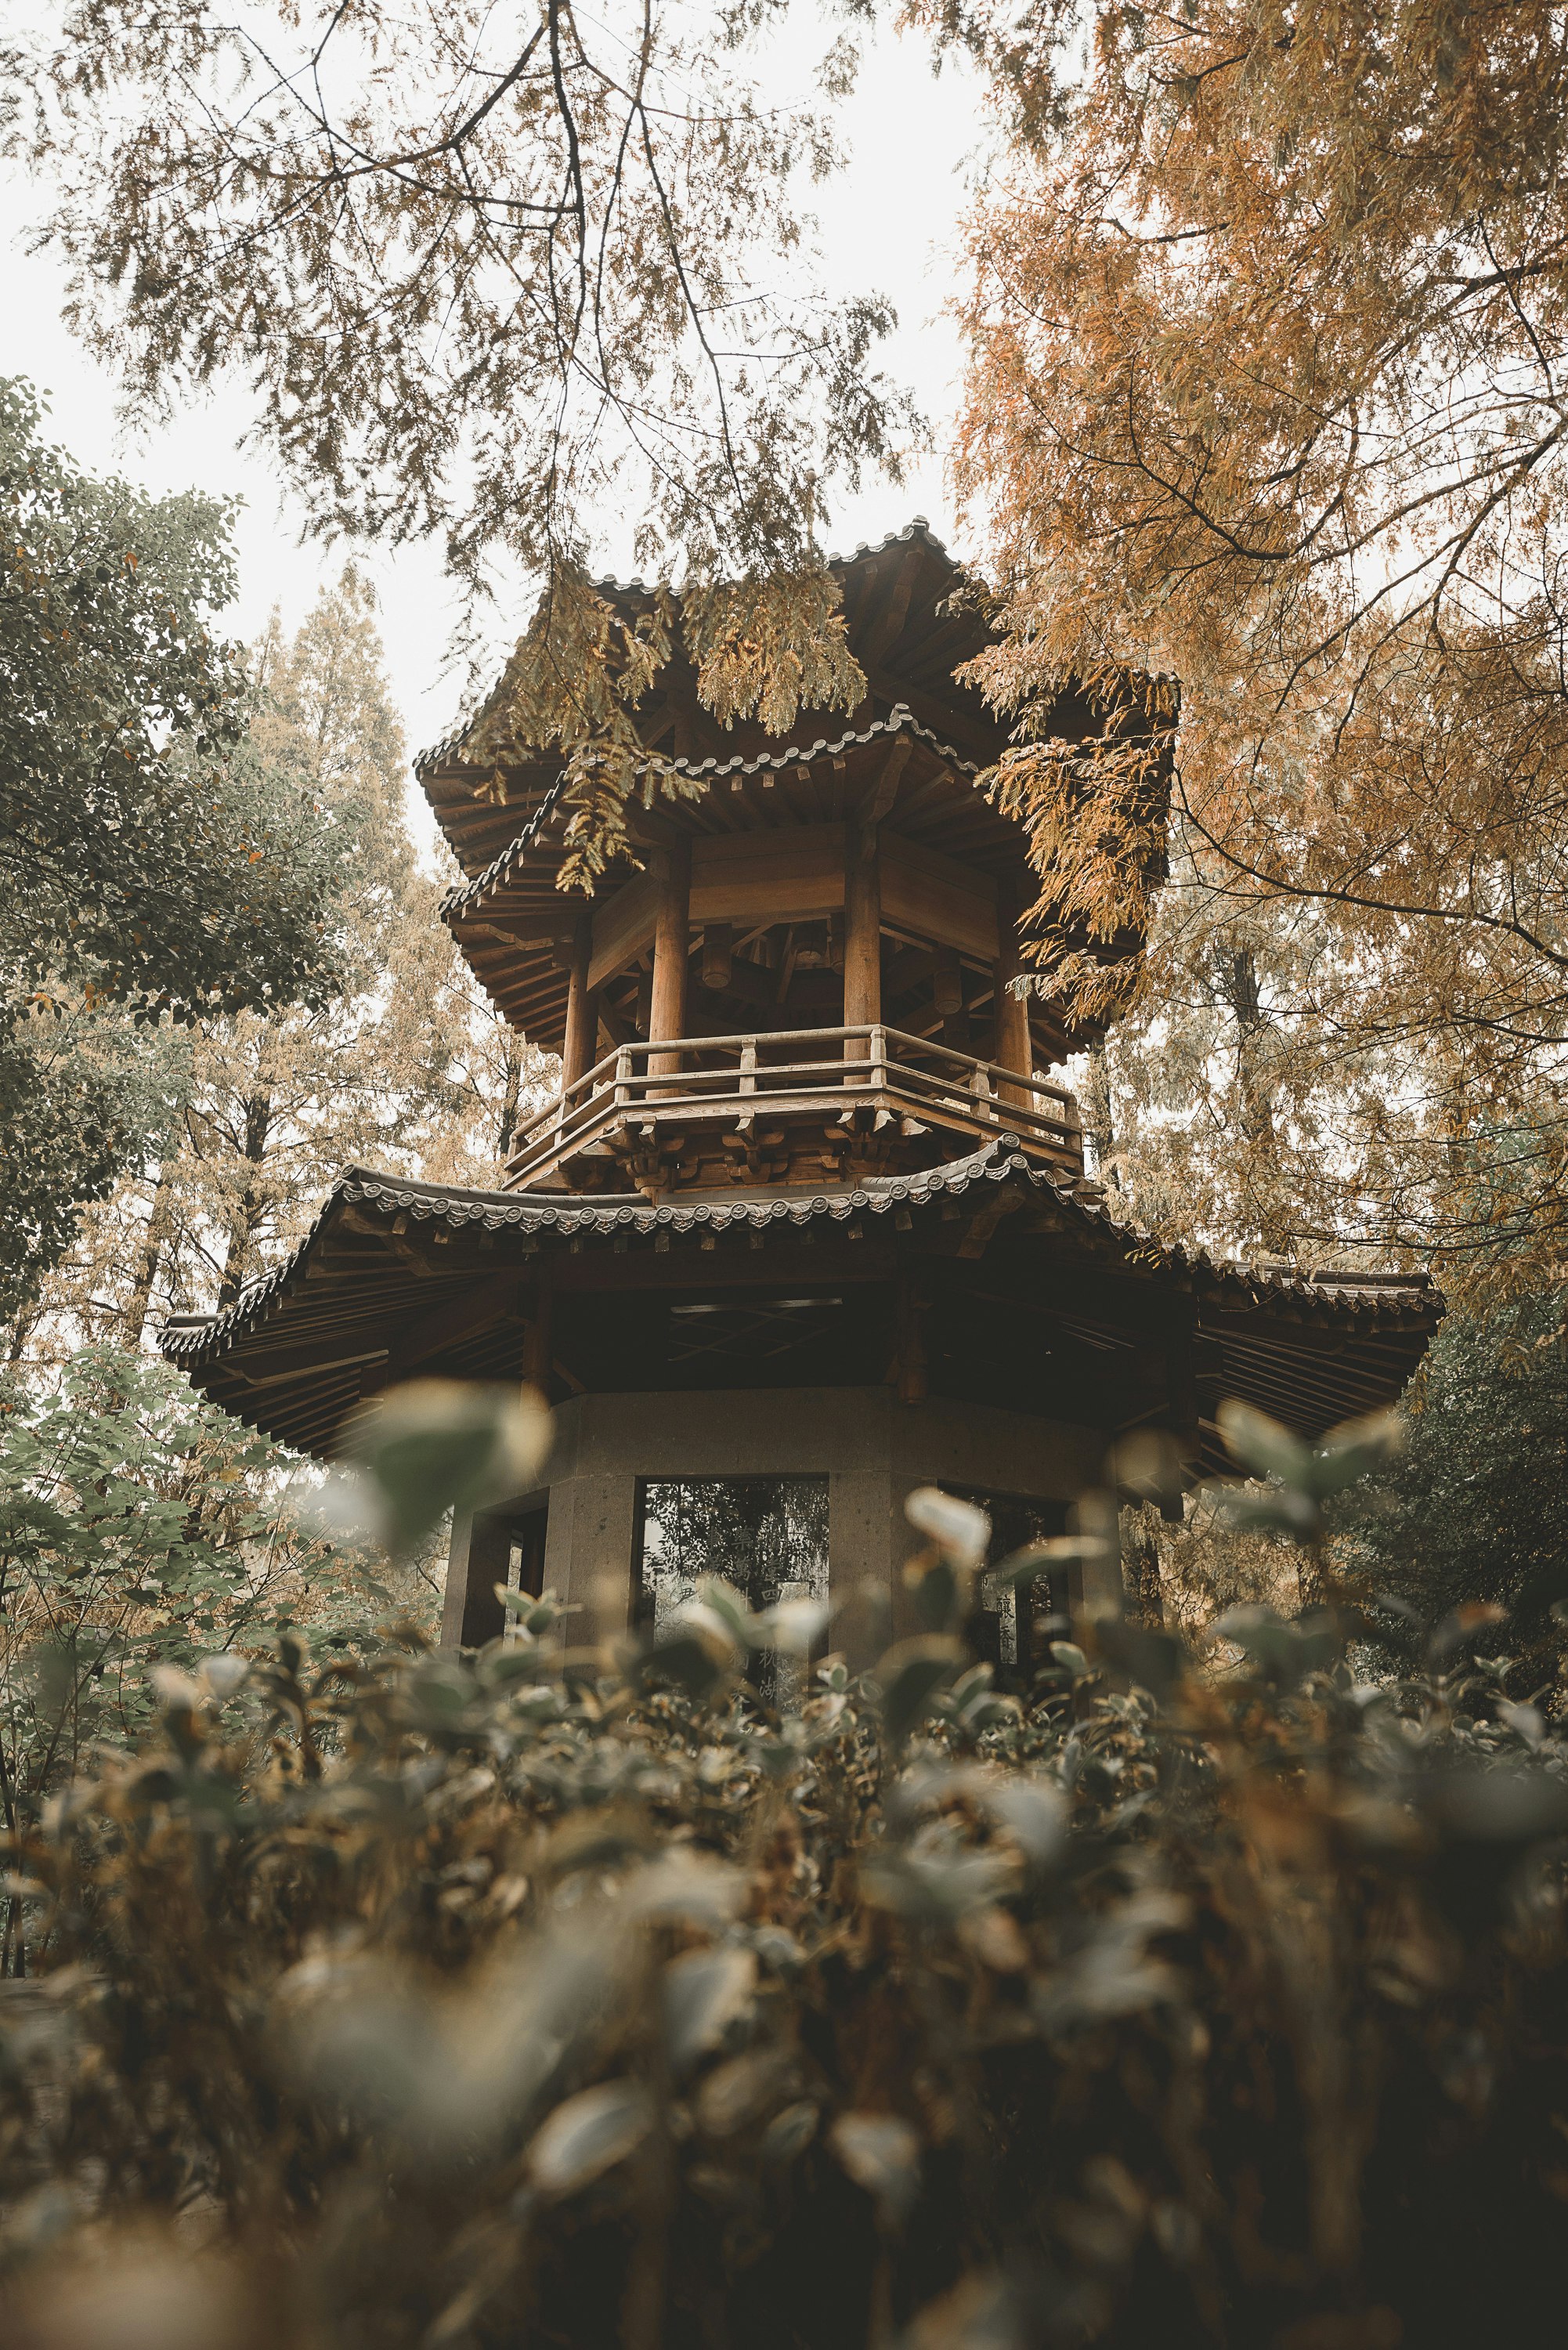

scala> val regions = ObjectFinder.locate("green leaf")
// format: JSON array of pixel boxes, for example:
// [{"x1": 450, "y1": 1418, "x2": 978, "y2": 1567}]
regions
[
  {"x1": 874, "y1": 1636, "x2": 963, "y2": 1743},
  {"x1": 662, "y1": 1947, "x2": 756, "y2": 2073},
  {"x1": 342, "y1": 1380, "x2": 551, "y2": 1557},
  {"x1": 527, "y1": 2079, "x2": 654, "y2": 2197}
]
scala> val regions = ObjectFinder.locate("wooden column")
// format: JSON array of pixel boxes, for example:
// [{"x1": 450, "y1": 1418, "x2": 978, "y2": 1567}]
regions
[
  {"x1": 561, "y1": 913, "x2": 596, "y2": 1091},
  {"x1": 992, "y1": 885, "x2": 1033, "y2": 1108},
  {"x1": 1163, "y1": 1321, "x2": 1201, "y2": 1524},
  {"x1": 844, "y1": 821, "x2": 881, "y2": 1062},
  {"x1": 648, "y1": 841, "x2": 691, "y2": 1082},
  {"x1": 522, "y1": 1269, "x2": 554, "y2": 1400}
]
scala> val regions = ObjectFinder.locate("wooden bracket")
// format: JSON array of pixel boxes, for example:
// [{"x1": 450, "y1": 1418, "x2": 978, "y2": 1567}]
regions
[
  {"x1": 862, "y1": 736, "x2": 914, "y2": 826},
  {"x1": 956, "y1": 1186, "x2": 1028, "y2": 1260}
]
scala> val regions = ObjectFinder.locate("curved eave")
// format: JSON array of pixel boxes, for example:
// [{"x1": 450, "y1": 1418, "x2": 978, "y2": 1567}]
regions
[{"x1": 162, "y1": 1142, "x2": 1440, "y2": 1465}]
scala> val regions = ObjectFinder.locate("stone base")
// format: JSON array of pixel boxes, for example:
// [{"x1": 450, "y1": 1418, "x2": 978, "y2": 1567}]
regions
[{"x1": 440, "y1": 1385, "x2": 1115, "y2": 1658}]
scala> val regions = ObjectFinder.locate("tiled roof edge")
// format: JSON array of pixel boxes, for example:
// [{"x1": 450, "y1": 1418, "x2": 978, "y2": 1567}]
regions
[
  {"x1": 160, "y1": 1141, "x2": 1440, "y2": 1374},
  {"x1": 413, "y1": 520, "x2": 959, "y2": 779},
  {"x1": 438, "y1": 705, "x2": 980, "y2": 921}
]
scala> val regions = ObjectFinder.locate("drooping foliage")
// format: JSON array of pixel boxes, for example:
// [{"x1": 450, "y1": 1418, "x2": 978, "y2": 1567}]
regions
[
  {"x1": 12, "y1": 571, "x2": 547, "y2": 1359},
  {"x1": 8, "y1": 2, "x2": 913, "y2": 875},
  {"x1": 930, "y1": 0, "x2": 1568, "y2": 1285}
]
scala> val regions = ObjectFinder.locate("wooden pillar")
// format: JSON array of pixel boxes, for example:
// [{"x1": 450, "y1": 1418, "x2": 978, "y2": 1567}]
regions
[
  {"x1": 701, "y1": 923, "x2": 733, "y2": 992},
  {"x1": 522, "y1": 1268, "x2": 554, "y2": 1400},
  {"x1": 844, "y1": 821, "x2": 881, "y2": 1062},
  {"x1": 648, "y1": 841, "x2": 691, "y2": 1081},
  {"x1": 992, "y1": 885, "x2": 1033, "y2": 1108},
  {"x1": 1163, "y1": 1322, "x2": 1201, "y2": 1524},
  {"x1": 561, "y1": 913, "x2": 596, "y2": 1091}
]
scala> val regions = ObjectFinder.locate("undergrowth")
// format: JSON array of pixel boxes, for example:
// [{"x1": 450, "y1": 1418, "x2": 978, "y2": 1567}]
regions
[{"x1": 2, "y1": 1395, "x2": 1566, "y2": 2350}]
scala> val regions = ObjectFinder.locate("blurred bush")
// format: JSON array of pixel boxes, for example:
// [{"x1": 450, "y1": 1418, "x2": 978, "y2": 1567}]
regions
[{"x1": 2, "y1": 1390, "x2": 1567, "y2": 2349}]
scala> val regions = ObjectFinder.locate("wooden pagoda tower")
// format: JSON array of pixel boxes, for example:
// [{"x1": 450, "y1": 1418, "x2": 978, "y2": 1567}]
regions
[{"x1": 164, "y1": 524, "x2": 1440, "y2": 1669}]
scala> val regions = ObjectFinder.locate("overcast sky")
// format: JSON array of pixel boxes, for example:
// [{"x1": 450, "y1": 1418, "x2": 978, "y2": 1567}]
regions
[{"x1": 3, "y1": 15, "x2": 988, "y2": 800}]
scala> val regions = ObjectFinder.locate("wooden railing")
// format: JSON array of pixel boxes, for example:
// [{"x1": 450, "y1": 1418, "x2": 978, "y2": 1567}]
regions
[{"x1": 504, "y1": 1025, "x2": 1083, "y2": 1189}]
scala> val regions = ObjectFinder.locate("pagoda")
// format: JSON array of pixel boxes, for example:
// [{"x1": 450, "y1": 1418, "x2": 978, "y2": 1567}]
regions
[{"x1": 164, "y1": 524, "x2": 1440, "y2": 1671}]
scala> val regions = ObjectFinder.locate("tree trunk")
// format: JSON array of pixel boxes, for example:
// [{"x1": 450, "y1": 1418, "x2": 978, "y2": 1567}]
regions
[
  {"x1": 1082, "y1": 1037, "x2": 1118, "y2": 1186},
  {"x1": 123, "y1": 1163, "x2": 174, "y2": 1349},
  {"x1": 1224, "y1": 949, "x2": 1290, "y2": 1256},
  {"x1": 219, "y1": 1093, "x2": 272, "y2": 1307},
  {"x1": 497, "y1": 1032, "x2": 523, "y2": 1170}
]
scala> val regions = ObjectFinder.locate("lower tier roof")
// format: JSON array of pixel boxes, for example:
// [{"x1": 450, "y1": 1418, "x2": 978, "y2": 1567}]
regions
[{"x1": 161, "y1": 1141, "x2": 1440, "y2": 1470}]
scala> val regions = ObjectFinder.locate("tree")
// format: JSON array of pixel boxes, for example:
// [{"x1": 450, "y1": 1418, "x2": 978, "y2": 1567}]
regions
[
  {"x1": 0, "y1": 377, "x2": 332, "y2": 1017},
  {"x1": 929, "y1": 0, "x2": 1568, "y2": 1288},
  {"x1": 10, "y1": 2, "x2": 912, "y2": 877},
  {"x1": 1338, "y1": 1289, "x2": 1568, "y2": 1686},
  {"x1": 1081, "y1": 852, "x2": 1426, "y2": 1269},
  {"x1": 0, "y1": 993, "x2": 189, "y2": 1345},
  {"x1": 0, "y1": 1343, "x2": 414, "y2": 1850},
  {"x1": 17, "y1": 573, "x2": 550, "y2": 1360},
  {"x1": 0, "y1": 378, "x2": 338, "y2": 1319}
]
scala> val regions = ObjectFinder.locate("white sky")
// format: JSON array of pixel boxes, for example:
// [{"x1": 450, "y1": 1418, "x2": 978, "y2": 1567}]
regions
[{"x1": 2, "y1": 15, "x2": 989, "y2": 810}]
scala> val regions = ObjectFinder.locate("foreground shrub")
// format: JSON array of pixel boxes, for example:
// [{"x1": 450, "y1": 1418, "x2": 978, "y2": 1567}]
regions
[{"x1": 2, "y1": 1410, "x2": 1566, "y2": 2349}]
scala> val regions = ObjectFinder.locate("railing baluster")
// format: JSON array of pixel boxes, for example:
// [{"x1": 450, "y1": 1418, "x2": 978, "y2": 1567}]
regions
[{"x1": 501, "y1": 1024, "x2": 1089, "y2": 1189}]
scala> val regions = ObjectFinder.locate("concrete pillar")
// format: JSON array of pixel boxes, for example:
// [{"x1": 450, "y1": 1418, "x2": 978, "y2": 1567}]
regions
[
  {"x1": 441, "y1": 1508, "x2": 514, "y2": 1648},
  {"x1": 829, "y1": 1466, "x2": 899, "y2": 1668},
  {"x1": 648, "y1": 842, "x2": 691, "y2": 1081},
  {"x1": 440, "y1": 1508, "x2": 475, "y2": 1648},
  {"x1": 542, "y1": 1470, "x2": 640, "y2": 1648}
]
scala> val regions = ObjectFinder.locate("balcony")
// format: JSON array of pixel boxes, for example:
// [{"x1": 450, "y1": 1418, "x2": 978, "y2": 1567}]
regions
[{"x1": 504, "y1": 1024, "x2": 1085, "y2": 1196}]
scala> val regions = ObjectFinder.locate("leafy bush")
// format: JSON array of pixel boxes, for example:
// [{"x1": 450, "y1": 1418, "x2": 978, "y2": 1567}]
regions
[
  {"x1": 1339, "y1": 1293, "x2": 1568, "y2": 1686},
  {"x1": 0, "y1": 1347, "x2": 433, "y2": 1845},
  {"x1": 3, "y1": 1401, "x2": 1568, "y2": 2349}
]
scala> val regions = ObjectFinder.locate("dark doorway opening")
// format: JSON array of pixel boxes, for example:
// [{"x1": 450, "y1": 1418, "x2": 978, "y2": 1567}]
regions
[
  {"x1": 939, "y1": 1484, "x2": 1069, "y2": 1694},
  {"x1": 458, "y1": 1500, "x2": 548, "y2": 1648}
]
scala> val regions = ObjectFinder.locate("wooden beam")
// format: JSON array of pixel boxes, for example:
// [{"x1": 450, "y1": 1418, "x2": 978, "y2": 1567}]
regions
[
  {"x1": 522, "y1": 1267, "x2": 554, "y2": 1394},
  {"x1": 588, "y1": 871, "x2": 659, "y2": 992},
  {"x1": 956, "y1": 1188, "x2": 1028, "y2": 1260},
  {"x1": 880, "y1": 830, "x2": 999, "y2": 962},
  {"x1": 701, "y1": 922, "x2": 733, "y2": 991},
  {"x1": 388, "y1": 1274, "x2": 529, "y2": 1377},
  {"x1": 862, "y1": 736, "x2": 913, "y2": 825},
  {"x1": 689, "y1": 823, "x2": 845, "y2": 926}
]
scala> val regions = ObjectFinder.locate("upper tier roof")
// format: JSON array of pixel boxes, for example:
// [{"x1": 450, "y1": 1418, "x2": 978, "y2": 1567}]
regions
[
  {"x1": 414, "y1": 520, "x2": 1004, "y2": 874},
  {"x1": 415, "y1": 523, "x2": 1172, "y2": 1058}
]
